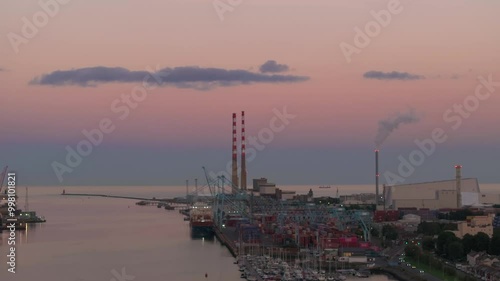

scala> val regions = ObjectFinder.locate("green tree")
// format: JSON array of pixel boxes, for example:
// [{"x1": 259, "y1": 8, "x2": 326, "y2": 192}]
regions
[
  {"x1": 489, "y1": 236, "x2": 500, "y2": 255},
  {"x1": 447, "y1": 241, "x2": 464, "y2": 261},
  {"x1": 444, "y1": 266, "x2": 457, "y2": 276},
  {"x1": 422, "y1": 236, "x2": 435, "y2": 251},
  {"x1": 382, "y1": 225, "x2": 398, "y2": 240},
  {"x1": 418, "y1": 222, "x2": 442, "y2": 236},
  {"x1": 475, "y1": 232, "x2": 490, "y2": 252},
  {"x1": 437, "y1": 231, "x2": 456, "y2": 256},
  {"x1": 420, "y1": 253, "x2": 431, "y2": 265},
  {"x1": 462, "y1": 234, "x2": 475, "y2": 254},
  {"x1": 442, "y1": 223, "x2": 458, "y2": 231},
  {"x1": 370, "y1": 227, "x2": 379, "y2": 238},
  {"x1": 405, "y1": 244, "x2": 421, "y2": 258},
  {"x1": 493, "y1": 228, "x2": 500, "y2": 238}
]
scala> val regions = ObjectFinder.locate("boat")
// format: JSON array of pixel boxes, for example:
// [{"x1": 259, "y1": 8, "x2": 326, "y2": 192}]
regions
[
  {"x1": 16, "y1": 187, "x2": 46, "y2": 224},
  {"x1": 17, "y1": 211, "x2": 46, "y2": 223},
  {"x1": 318, "y1": 186, "x2": 331, "y2": 189},
  {"x1": 189, "y1": 202, "x2": 214, "y2": 237},
  {"x1": 164, "y1": 204, "x2": 175, "y2": 210}
]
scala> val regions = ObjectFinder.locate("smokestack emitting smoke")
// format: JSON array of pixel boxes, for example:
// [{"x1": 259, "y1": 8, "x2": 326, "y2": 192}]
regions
[
  {"x1": 374, "y1": 108, "x2": 419, "y2": 205},
  {"x1": 241, "y1": 111, "x2": 247, "y2": 190},
  {"x1": 375, "y1": 150, "x2": 379, "y2": 205},
  {"x1": 231, "y1": 113, "x2": 239, "y2": 190},
  {"x1": 375, "y1": 108, "x2": 420, "y2": 148},
  {"x1": 455, "y1": 165, "x2": 462, "y2": 208}
]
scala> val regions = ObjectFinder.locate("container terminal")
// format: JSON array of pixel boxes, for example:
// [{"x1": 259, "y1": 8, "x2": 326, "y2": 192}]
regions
[
  {"x1": 170, "y1": 112, "x2": 384, "y2": 280},
  {"x1": 166, "y1": 111, "x2": 500, "y2": 280}
]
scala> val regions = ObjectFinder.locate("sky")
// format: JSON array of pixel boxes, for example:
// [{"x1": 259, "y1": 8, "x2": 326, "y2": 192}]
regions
[{"x1": 1, "y1": 0, "x2": 499, "y2": 186}]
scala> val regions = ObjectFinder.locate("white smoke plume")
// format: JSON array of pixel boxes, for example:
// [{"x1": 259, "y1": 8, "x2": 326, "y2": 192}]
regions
[{"x1": 375, "y1": 108, "x2": 420, "y2": 148}]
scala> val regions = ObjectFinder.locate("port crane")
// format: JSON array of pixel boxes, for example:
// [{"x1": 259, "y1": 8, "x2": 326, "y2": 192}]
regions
[
  {"x1": 182, "y1": 167, "x2": 244, "y2": 225},
  {"x1": 183, "y1": 167, "x2": 221, "y2": 203},
  {"x1": 202, "y1": 166, "x2": 217, "y2": 196},
  {"x1": 185, "y1": 167, "x2": 250, "y2": 222},
  {"x1": 201, "y1": 165, "x2": 372, "y2": 243},
  {"x1": 209, "y1": 174, "x2": 252, "y2": 228}
]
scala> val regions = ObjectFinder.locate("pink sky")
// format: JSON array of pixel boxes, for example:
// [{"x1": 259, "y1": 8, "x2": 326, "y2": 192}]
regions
[{"x1": 1, "y1": 0, "x2": 499, "y2": 148}]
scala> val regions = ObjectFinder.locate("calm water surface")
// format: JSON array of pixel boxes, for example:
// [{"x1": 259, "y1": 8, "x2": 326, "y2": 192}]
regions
[{"x1": 1, "y1": 184, "x2": 498, "y2": 280}]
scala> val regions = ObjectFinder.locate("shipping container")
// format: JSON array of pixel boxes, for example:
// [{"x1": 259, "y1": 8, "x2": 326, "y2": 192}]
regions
[{"x1": 348, "y1": 256, "x2": 368, "y2": 263}]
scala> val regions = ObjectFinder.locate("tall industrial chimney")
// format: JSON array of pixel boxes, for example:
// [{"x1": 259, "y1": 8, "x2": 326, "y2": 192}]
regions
[
  {"x1": 232, "y1": 113, "x2": 239, "y2": 189},
  {"x1": 240, "y1": 111, "x2": 247, "y2": 190},
  {"x1": 455, "y1": 165, "x2": 462, "y2": 208},
  {"x1": 375, "y1": 149, "x2": 380, "y2": 205}
]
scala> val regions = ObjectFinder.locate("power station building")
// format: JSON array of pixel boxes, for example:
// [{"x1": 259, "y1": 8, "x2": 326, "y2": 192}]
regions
[
  {"x1": 382, "y1": 166, "x2": 486, "y2": 210},
  {"x1": 384, "y1": 178, "x2": 481, "y2": 210}
]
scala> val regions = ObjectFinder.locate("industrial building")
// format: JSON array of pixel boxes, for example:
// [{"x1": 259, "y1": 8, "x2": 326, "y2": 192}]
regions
[
  {"x1": 251, "y1": 177, "x2": 297, "y2": 200},
  {"x1": 253, "y1": 178, "x2": 276, "y2": 193},
  {"x1": 340, "y1": 193, "x2": 376, "y2": 205},
  {"x1": 383, "y1": 166, "x2": 483, "y2": 210},
  {"x1": 479, "y1": 194, "x2": 500, "y2": 205},
  {"x1": 452, "y1": 213, "x2": 495, "y2": 238}
]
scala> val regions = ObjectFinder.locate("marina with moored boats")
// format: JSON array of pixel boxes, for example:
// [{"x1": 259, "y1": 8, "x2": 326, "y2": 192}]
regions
[{"x1": 0, "y1": 169, "x2": 47, "y2": 232}]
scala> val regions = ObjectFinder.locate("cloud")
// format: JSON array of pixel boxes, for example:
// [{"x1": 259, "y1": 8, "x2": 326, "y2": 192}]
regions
[
  {"x1": 363, "y1": 70, "x2": 425, "y2": 81},
  {"x1": 259, "y1": 60, "x2": 290, "y2": 73},
  {"x1": 30, "y1": 65, "x2": 308, "y2": 90},
  {"x1": 0, "y1": 68, "x2": 5, "y2": 72}
]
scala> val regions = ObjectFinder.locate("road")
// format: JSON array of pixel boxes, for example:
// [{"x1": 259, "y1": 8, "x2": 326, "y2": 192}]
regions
[{"x1": 377, "y1": 245, "x2": 443, "y2": 281}]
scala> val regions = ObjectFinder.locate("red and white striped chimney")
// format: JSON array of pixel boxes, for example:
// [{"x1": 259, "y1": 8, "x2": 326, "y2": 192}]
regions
[
  {"x1": 241, "y1": 111, "x2": 247, "y2": 190},
  {"x1": 232, "y1": 113, "x2": 239, "y2": 189}
]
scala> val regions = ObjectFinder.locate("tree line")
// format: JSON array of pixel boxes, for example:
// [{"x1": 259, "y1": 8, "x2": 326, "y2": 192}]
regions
[{"x1": 409, "y1": 230, "x2": 500, "y2": 261}]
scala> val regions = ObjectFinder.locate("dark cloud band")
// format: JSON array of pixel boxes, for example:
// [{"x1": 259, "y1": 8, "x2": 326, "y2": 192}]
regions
[
  {"x1": 30, "y1": 65, "x2": 309, "y2": 90},
  {"x1": 363, "y1": 70, "x2": 425, "y2": 81}
]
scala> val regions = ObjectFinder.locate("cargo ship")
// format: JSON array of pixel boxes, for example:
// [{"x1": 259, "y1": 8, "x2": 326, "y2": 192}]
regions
[{"x1": 189, "y1": 202, "x2": 214, "y2": 237}]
